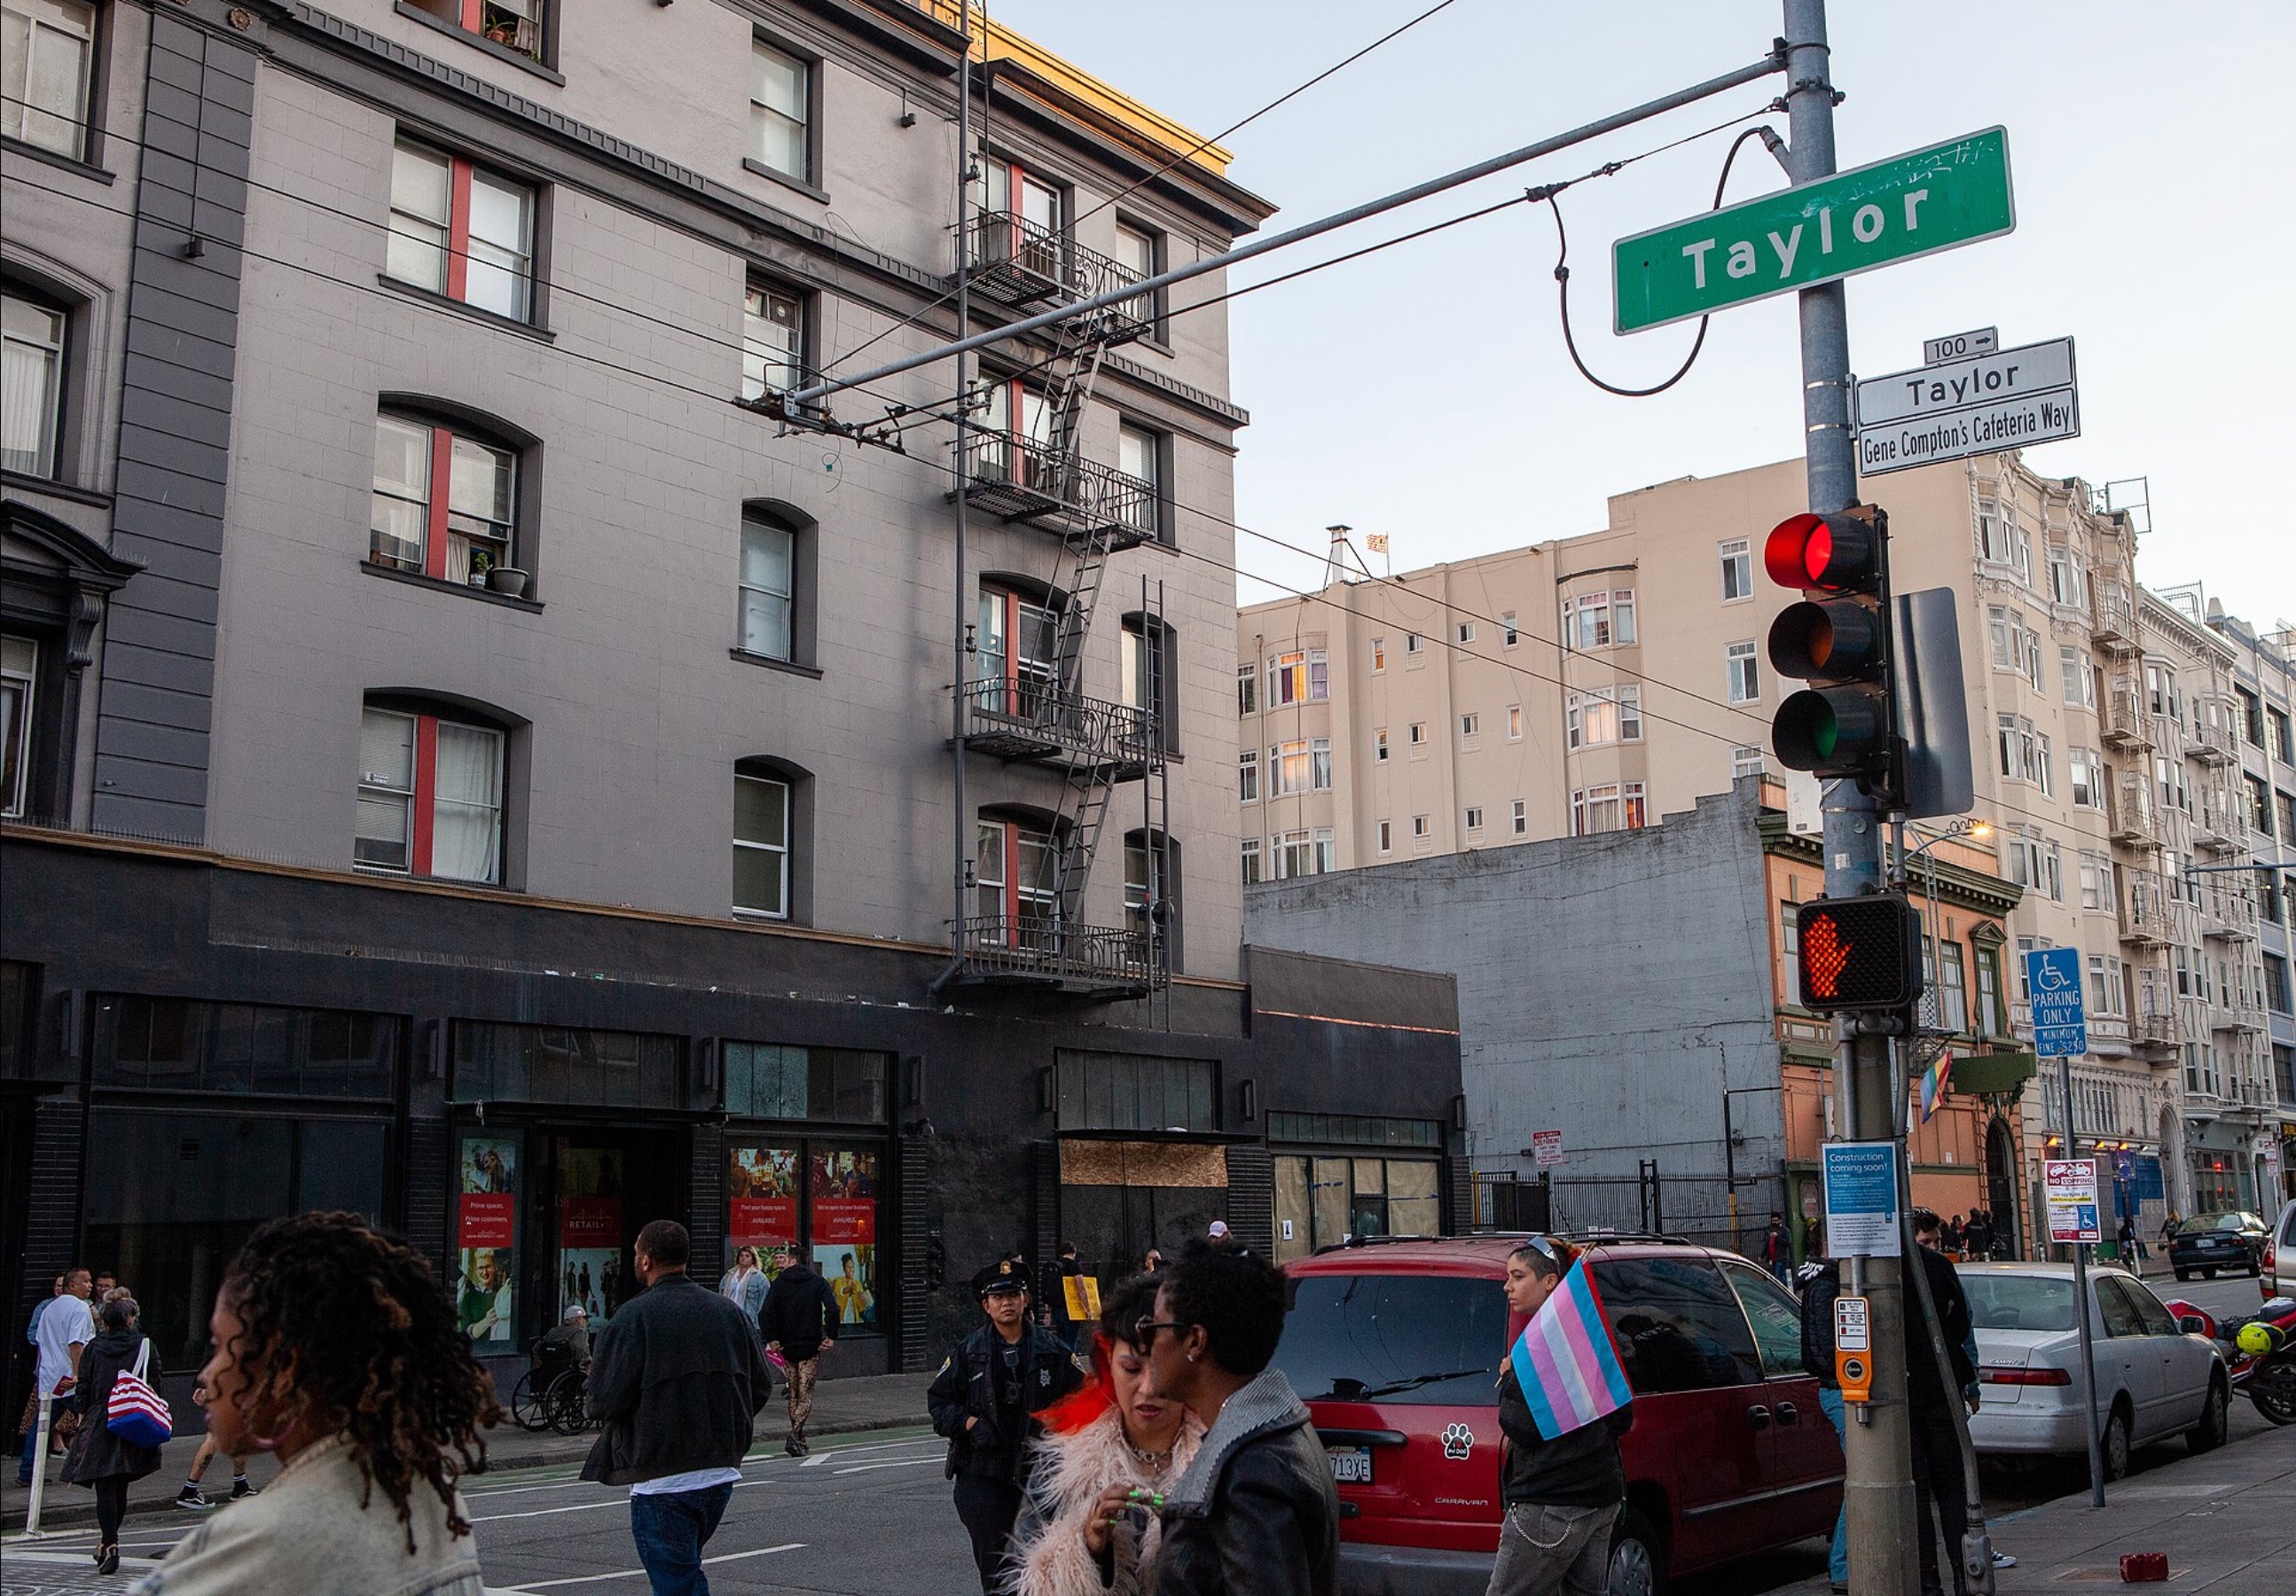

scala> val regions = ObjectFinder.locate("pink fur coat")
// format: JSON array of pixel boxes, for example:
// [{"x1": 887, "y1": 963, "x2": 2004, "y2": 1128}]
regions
[{"x1": 1006, "y1": 1405, "x2": 1206, "y2": 1596}]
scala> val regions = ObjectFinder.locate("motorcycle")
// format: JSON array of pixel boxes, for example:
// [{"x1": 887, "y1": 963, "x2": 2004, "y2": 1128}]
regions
[{"x1": 2225, "y1": 1296, "x2": 2296, "y2": 1425}]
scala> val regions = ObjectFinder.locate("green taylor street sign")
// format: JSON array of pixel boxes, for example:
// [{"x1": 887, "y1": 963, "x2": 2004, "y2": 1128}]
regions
[{"x1": 1612, "y1": 128, "x2": 2016, "y2": 333}]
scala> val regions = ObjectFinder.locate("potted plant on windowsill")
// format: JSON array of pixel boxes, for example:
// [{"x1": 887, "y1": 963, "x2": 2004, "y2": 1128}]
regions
[{"x1": 485, "y1": 566, "x2": 530, "y2": 598}]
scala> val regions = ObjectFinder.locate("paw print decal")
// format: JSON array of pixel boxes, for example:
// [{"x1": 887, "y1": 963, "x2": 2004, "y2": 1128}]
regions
[{"x1": 1440, "y1": 1421, "x2": 1475, "y2": 1460}]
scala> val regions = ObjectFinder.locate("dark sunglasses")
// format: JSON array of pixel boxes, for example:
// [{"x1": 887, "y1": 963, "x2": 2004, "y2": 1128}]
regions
[{"x1": 1127, "y1": 1317, "x2": 1190, "y2": 1350}]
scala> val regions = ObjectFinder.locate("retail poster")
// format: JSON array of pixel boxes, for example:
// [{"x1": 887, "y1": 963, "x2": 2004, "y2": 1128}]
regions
[
  {"x1": 557, "y1": 1146, "x2": 627, "y2": 1323},
  {"x1": 728, "y1": 1146, "x2": 801, "y2": 1264},
  {"x1": 457, "y1": 1135, "x2": 517, "y2": 1346},
  {"x1": 813, "y1": 1149, "x2": 879, "y2": 1326}
]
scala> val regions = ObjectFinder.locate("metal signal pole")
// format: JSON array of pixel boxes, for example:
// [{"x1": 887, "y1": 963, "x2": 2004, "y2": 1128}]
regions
[{"x1": 1784, "y1": 2, "x2": 1918, "y2": 1591}]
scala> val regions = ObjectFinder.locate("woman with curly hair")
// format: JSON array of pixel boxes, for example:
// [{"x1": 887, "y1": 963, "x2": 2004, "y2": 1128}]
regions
[
  {"x1": 135, "y1": 1211, "x2": 501, "y2": 1595},
  {"x1": 1005, "y1": 1274, "x2": 1203, "y2": 1596}
]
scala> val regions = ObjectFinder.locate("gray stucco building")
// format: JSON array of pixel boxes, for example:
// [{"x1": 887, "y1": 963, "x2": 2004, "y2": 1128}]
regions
[{"x1": 2, "y1": 0, "x2": 1460, "y2": 1405}]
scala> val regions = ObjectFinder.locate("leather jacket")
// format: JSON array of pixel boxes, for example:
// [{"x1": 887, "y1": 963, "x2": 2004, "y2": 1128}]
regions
[{"x1": 1152, "y1": 1368, "x2": 1337, "y2": 1596}]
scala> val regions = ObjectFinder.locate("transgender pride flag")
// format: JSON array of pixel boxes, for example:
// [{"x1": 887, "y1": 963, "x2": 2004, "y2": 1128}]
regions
[{"x1": 1509, "y1": 1261, "x2": 1634, "y2": 1440}]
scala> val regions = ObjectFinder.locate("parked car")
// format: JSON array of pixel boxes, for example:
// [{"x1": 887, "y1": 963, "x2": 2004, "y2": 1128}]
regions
[
  {"x1": 2167, "y1": 1210, "x2": 2269, "y2": 1280},
  {"x1": 1961, "y1": 1262, "x2": 2228, "y2": 1479},
  {"x1": 1273, "y1": 1234, "x2": 1841, "y2": 1596},
  {"x1": 2266, "y1": 1199, "x2": 2295, "y2": 1302}
]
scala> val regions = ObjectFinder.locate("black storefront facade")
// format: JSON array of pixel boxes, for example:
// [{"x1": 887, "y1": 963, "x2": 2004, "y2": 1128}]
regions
[{"x1": 3, "y1": 828, "x2": 1461, "y2": 1416}]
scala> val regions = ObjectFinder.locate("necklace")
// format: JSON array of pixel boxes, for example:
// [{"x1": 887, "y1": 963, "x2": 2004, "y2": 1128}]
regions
[{"x1": 1127, "y1": 1439, "x2": 1176, "y2": 1470}]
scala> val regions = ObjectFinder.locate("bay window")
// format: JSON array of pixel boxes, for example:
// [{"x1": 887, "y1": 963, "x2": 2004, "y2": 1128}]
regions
[
  {"x1": 1, "y1": 0, "x2": 94, "y2": 158},
  {"x1": 357, "y1": 705, "x2": 504, "y2": 884},
  {"x1": 387, "y1": 139, "x2": 537, "y2": 323},
  {"x1": 1562, "y1": 589, "x2": 1635, "y2": 650},
  {"x1": 1571, "y1": 782, "x2": 1647, "y2": 836},
  {"x1": 369, "y1": 412, "x2": 520, "y2": 588}
]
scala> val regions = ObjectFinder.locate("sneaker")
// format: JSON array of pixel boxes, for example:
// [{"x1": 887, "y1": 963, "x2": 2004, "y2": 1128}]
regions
[
  {"x1": 1992, "y1": 1551, "x2": 2018, "y2": 1569},
  {"x1": 174, "y1": 1484, "x2": 213, "y2": 1511},
  {"x1": 228, "y1": 1477, "x2": 260, "y2": 1500}
]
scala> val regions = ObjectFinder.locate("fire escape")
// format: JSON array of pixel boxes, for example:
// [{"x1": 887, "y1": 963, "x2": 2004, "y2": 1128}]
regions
[{"x1": 948, "y1": 205, "x2": 1169, "y2": 996}]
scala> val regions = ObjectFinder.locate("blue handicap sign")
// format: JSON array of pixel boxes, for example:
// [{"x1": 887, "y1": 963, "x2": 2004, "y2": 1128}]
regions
[{"x1": 2023, "y1": 945, "x2": 2087, "y2": 1058}]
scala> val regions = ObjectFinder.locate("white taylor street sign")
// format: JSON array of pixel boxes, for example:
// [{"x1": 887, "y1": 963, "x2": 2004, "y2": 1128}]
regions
[{"x1": 1853, "y1": 335, "x2": 2079, "y2": 477}]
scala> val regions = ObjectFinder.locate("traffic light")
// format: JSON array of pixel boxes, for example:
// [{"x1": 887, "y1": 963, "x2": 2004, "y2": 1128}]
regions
[
  {"x1": 1765, "y1": 505, "x2": 1898, "y2": 798},
  {"x1": 1795, "y1": 895, "x2": 1924, "y2": 1012}
]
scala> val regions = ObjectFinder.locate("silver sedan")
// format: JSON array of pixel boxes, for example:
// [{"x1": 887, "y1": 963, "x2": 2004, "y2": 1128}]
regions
[{"x1": 1959, "y1": 1263, "x2": 2229, "y2": 1480}]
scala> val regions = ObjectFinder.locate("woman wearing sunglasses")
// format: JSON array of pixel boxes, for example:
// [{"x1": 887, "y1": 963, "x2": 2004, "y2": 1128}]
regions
[
  {"x1": 1133, "y1": 1239, "x2": 1336, "y2": 1596},
  {"x1": 1005, "y1": 1274, "x2": 1203, "y2": 1596}
]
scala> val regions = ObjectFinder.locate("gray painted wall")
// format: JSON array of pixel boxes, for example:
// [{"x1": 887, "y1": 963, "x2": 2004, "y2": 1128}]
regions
[{"x1": 1244, "y1": 781, "x2": 1791, "y2": 1243}]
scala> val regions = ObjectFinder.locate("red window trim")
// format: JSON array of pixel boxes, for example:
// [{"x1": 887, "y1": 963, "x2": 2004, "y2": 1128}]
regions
[
  {"x1": 386, "y1": 414, "x2": 514, "y2": 582},
  {"x1": 446, "y1": 156, "x2": 474, "y2": 302},
  {"x1": 411, "y1": 713, "x2": 441, "y2": 875}
]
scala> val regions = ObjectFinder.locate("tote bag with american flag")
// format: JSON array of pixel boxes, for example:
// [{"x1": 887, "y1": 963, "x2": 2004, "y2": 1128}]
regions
[{"x1": 106, "y1": 1339, "x2": 172, "y2": 1449}]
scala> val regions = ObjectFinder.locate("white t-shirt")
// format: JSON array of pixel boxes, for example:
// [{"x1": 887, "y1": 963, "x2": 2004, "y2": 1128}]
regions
[
  {"x1": 35, "y1": 1295, "x2": 93, "y2": 1397},
  {"x1": 631, "y1": 1467, "x2": 743, "y2": 1498}
]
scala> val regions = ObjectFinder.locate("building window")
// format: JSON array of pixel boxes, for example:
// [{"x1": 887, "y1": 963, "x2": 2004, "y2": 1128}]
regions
[
  {"x1": 1457, "y1": 622, "x2": 1476, "y2": 645},
  {"x1": 1376, "y1": 819, "x2": 1391, "y2": 853},
  {"x1": 1311, "y1": 737, "x2": 1333, "y2": 790},
  {"x1": 1463, "y1": 806, "x2": 1483, "y2": 833},
  {"x1": 356, "y1": 704, "x2": 505, "y2": 884},
  {"x1": 1236, "y1": 662, "x2": 1257, "y2": 716},
  {"x1": 1411, "y1": 815, "x2": 1430, "y2": 840},
  {"x1": 1731, "y1": 744, "x2": 1764, "y2": 777},
  {"x1": 1570, "y1": 782, "x2": 1646, "y2": 836},
  {"x1": 1113, "y1": 220, "x2": 1160, "y2": 330},
  {"x1": 1370, "y1": 637, "x2": 1385, "y2": 673},
  {"x1": 1460, "y1": 713, "x2": 1479, "y2": 740},
  {"x1": 1501, "y1": 612, "x2": 1519, "y2": 647},
  {"x1": 1563, "y1": 589, "x2": 1636, "y2": 650},
  {"x1": 1117, "y1": 421, "x2": 1164, "y2": 541},
  {"x1": 1270, "y1": 739, "x2": 1311, "y2": 797},
  {"x1": 741, "y1": 282, "x2": 805, "y2": 400},
  {"x1": 1057, "y1": 1050, "x2": 1218, "y2": 1134},
  {"x1": 0, "y1": 634, "x2": 32, "y2": 818},
  {"x1": 1725, "y1": 641, "x2": 1759, "y2": 704},
  {"x1": 1236, "y1": 747, "x2": 1260, "y2": 804},
  {"x1": 735, "y1": 512, "x2": 807, "y2": 661},
  {"x1": 2060, "y1": 645, "x2": 2095, "y2": 708},
  {"x1": 1567, "y1": 686, "x2": 1642, "y2": 748},
  {"x1": 1405, "y1": 632, "x2": 1423, "y2": 655},
  {"x1": 1269, "y1": 651, "x2": 1306, "y2": 705},
  {"x1": 733, "y1": 768, "x2": 790, "y2": 919},
  {"x1": 1374, "y1": 728, "x2": 1388, "y2": 763},
  {"x1": 2268, "y1": 707, "x2": 2292, "y2": 765},
  {"x1": 1720, "y1": 538, "x2": 1752, "y2": 601},
  {"x1": 1123, "y1": 830, "x2": 1179, "y2": 958},
  {"x1": 1974, "y1": 944, "x2": 2004, "y2": 1036},
  {"x1": 1, "y1": 0, "x2": 93, "y2": 157},
  {"x1": 1939, "y1": 942, "x2": 1969, "y2": 1034},
  {"x1": 1273, "y1": 828, "x2": 1333, "y2": 880},
  {"x1": 1407, "y1": 722, "x2": 1426, "y2": 747},
  {"x1": 1510, "y1": 799, "x2": 1526, "y2": 835},
  {"x1": 1122, "y1": 615, "x2": 1178, "y2": 751},
  {"x1": 406, "y1": 1, "x2": 546, "y2": 60},
  {"x1": 369, "y1": 411, "x2": 521, "y2": 588},
  {"x1": 2266, "y1": 955, "x2": 2291, "y2": 1016},
  {"x1": 2, "y1": 287, "x2": 67, "y2": 476},
  {"x1": 750, "y1": 39, "x2": 812, "y2": 183},
  {"x1": 976, "y1": 815, "x2": 1059, "y2": 940},
  {"x1": 387, "y1": 140, "x2": 537, "y2": 323},
  {"x1": 1507, "y1": 704, "x2": 1524, "y2": 741},
  {"x1": 1241, "y1": 837, "x2": 1261, "y2": 884}
]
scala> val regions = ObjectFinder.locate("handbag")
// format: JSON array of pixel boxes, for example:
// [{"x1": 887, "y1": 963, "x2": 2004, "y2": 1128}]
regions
[{"x1": 106, "y1": 1339, "x2": 172, "y2": 1448}]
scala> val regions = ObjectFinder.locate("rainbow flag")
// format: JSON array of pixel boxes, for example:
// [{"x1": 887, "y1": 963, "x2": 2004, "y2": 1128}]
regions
[
  {"x1": 1508, "y1": 1261, "x2": 1634, "y2": 1440},
  {"x1": 1920, "y1": 1055, "x2": 1953, "y2": 1123}
]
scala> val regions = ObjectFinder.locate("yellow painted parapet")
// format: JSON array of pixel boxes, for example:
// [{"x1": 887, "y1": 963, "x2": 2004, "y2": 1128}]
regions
[{"x1": 901, "y1": 0, "x2": 1234, "y2": 176}]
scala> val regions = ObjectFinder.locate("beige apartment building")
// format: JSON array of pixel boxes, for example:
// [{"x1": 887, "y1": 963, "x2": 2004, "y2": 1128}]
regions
[{"x1": 1240, "y1": 449, "x2": 2273, "y2": 1224}]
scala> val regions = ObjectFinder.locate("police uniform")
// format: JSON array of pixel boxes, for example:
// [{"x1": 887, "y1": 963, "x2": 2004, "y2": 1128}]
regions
[{"x1": 925, "y1": 1259, "x2": 1084, "y2": 1592}]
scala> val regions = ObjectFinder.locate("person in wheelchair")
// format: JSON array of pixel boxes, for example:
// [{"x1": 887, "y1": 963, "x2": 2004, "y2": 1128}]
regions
[{"x1": 543, "y1": 1305, "x2": 592, "y2": 1369}]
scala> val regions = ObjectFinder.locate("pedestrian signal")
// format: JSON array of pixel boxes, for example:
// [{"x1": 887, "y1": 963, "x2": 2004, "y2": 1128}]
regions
[{"x1": 1795, "y1": 896, "x2": 1922, "y2": 1013}]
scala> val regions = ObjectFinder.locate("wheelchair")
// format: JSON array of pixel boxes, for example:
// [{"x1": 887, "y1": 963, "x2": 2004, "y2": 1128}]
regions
[{"x1": 509, "y1": 1328, "x2": 593, "y2": 1436}]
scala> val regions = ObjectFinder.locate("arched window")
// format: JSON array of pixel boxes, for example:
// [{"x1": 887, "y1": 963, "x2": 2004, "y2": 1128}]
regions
[
  {"x1": 368, "y1": 403, "x2": 537, "y2": 594},
  {"x1": 735, "y1": 502, "x2": 818, "y2": 671},
  {"x1": 978, "y1": 575, "x2": 1062, "y2": 716},
  {"x1": 977, "y1": 804, "x2": 1061, "y2": 946},
  {"x1": 357, "y1": 692, "x2": 521, "y2": 886}
]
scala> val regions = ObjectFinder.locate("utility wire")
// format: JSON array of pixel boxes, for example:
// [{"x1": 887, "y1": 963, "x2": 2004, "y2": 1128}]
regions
[{"x1": 1066, "y1": 0, "x2": 1466, "y2": 232}]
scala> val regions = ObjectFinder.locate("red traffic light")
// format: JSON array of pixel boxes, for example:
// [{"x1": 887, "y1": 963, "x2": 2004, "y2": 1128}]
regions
[
  {"x1": 1765, "y1": 509, "x2": 1883, "y2": 594},
  {"x1": 1795, "y1": 896, "x2": 1923, "y2": 1013}
]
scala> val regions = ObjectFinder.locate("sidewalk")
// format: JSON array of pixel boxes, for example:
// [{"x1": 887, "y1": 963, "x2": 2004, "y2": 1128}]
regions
[
  {"x1": 1776, "y1": 1428, "x2": 2296, "y2": 1593},
  {"x1": 4, "y1": 1370, "x2": 934, "y2": 1534}
]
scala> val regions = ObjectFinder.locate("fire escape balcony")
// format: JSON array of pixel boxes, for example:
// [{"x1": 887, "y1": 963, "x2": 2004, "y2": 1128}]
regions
[
  {"x1": 956, "y1": 678, "x2": 1161, "y2": 778},
  {"x1": 952, "y1": 914, "x2": 1157, "y2": 997},
  {"x1": 2119, "y1": 870, "x2": 2170, "y2": 948},
  {"x1": 956, "y1": 434, "x2": 1158, "y2": 551},
  {"x1": 2186, "y1": 719, "x2": 2237, "y2": 765},
  {"x1": 2199, "y1": 888, "x2": 2261, "y2": 943},
  {"x1": 2108, "y1": 775, "x2": 2157, "y2": 846},
  {"x1": 2192, "y1": 808, "x2": 2252, "y2": 856},
  {"x1": 2131, "y1": 1011, "x2": 2179, "y2": 1058},
  {"x1": 2090, "y1": 591, "x2": 2138, "y2": 652},
  {"x1": 960, "y1": 212, "x2": 1154, "y2": 346},
  {"x1": 2209, "y1": 997, "x2": 2267, "y2": 1034},
  {"x1": 2100, "y1": 690, "x2": 2152, "y2": 749}
]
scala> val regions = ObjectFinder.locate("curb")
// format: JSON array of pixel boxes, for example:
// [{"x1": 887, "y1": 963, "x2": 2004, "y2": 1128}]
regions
[{"x1": 9, "y1": 1412, "x2": 934, "y2": 1531}]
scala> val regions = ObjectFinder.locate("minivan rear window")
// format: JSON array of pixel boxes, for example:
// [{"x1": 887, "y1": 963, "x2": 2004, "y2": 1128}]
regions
[
  {"x1": 1961, "y1": 1273, "x2": 2073, "y2": 1331},
  {"x1": 1275, "y1": 1273, "x2": 1510, "y2": 1406}
]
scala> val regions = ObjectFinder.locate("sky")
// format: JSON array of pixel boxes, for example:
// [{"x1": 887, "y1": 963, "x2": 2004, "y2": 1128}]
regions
[{"x1": 988, "y1": 1, "x2": 2296, "y2": 625}]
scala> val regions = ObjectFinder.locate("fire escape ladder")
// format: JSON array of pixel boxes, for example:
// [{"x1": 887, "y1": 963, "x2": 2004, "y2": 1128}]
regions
[{"x1": 1055, "y1": 757, "x2": 1117, "y2": 930}]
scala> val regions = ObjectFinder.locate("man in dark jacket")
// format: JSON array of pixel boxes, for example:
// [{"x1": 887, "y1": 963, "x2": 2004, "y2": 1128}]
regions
[
  {"x1": 1141, "y1": 1238, "x2": 1337, "y2": 1596},
  {"x1": 1796, "y1": 1252, "x2": 1850, "y2": 1593},
  {"x1": 1908, "y1": 1209, "x2": 1980, "y2": 1596},
  {"x1": 1041, "y1": 1241, "x2": 1086, "y2": 1351},
  {"x1": 1487, "y1": 1238, "x2": 1629, "y2": 1595},
  {"x1": 928, "y1": 1258, "x2": 1083, "y2": 1592},
  {"x1": 758, "y1": 1248, "x2": 836, "y2": 1457},
  {"x1": 583, "y1": 1220, "x2": 773, "y2": 1595}
]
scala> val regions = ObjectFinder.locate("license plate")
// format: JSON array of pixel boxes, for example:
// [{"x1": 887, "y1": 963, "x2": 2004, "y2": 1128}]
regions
[{"x1": 1328, "y1": 1445, "x2": 1372, "y2": 1484}]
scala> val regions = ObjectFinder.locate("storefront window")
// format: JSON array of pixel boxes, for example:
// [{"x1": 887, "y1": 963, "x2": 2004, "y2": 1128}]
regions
[
  {"x1": 451, "y1": 1021, "x2": 684, "y2": 1107},
  {"x1": 721, "y1": 1139, "x2": 882, "y2": 1332},
  {"x1": 722, "y1": 1044, "x2": 885, "y2": 1122},
  {"x1": 555, "y1": 1144, "x2": 628, "y2": 1328},
  {"x1": 85, "y1": 1110, "x2": 387, "y2": 1370},
  {"x1": 1056, "y1": 1050, "x2": 1218, "y2": 1132},
  {"x1": 94, "y1": 995, "x2": 397, "y2": 1098},
  {"x1": 1273, "y1": 1151, "x2": 1441, "y2": 1264}
]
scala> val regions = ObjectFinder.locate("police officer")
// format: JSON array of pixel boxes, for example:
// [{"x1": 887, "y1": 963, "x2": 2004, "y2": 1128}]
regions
[{"x1": 927, "y1": 1258, "x2": 1082, "y2": 1592}]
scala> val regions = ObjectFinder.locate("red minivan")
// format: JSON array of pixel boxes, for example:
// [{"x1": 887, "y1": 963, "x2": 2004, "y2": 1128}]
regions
[{"x1": 1273, "y1": 1234, "x2": 1842, "y2": 1595}]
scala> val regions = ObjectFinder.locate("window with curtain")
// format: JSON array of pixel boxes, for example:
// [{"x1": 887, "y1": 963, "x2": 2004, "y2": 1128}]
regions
[
  {"x1": 386, "y1": 140, "x2": 537, "y2": 323},
  {"x1": 369, "y1": 412, "x2": 521, "y2": 587},
  {"x1": 356, "y1": 705, "x2": 504, "y2": 884},
  {"x1": 1, "y1": 0, "x2": 95, "y2": 157},
  {"x1": 739, "y1": 513, "x2": 795, "y2": 660},
  {"x1": 0, "y1": 634, "x2": 33, "y2": 818},
  {"x1": 2, "y1": 287, "x2": 67, "y2": 476},
  {"x1": 750, "y1": 40, "x2": 811, "y2": 180}
]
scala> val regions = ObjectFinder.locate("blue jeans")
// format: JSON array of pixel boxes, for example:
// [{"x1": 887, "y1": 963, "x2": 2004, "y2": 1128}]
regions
[
  {"x1": 1819, "y1": 1387, "x2": 1849, "y2": 1586},
  {"x1": 630, "y1": 1483, "x2": 735, "y2": 1596}
]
